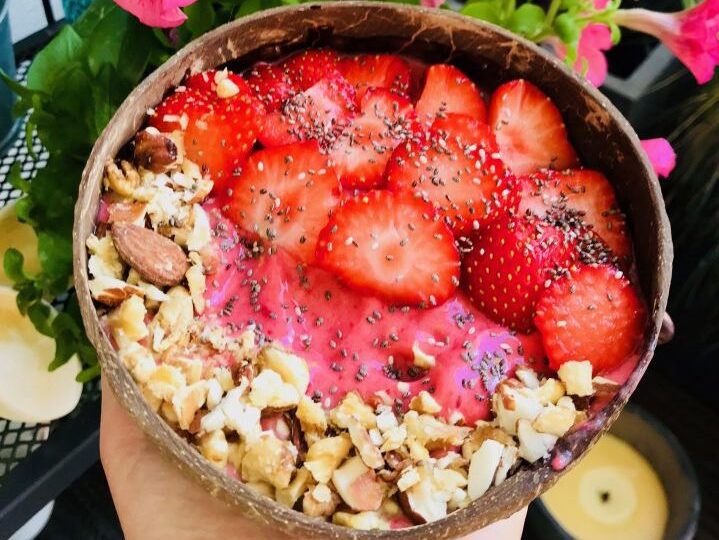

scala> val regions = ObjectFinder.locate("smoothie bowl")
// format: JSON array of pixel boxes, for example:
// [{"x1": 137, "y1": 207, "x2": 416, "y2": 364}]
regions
[{"x1": 73, "y1": 3, "x2": 672, "y2": 538}]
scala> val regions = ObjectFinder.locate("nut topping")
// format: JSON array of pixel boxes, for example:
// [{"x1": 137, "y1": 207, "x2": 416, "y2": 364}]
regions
[
  {"x1": 134, "y1": 128, "x2": 178, "y2": 173},
  {"x1": 110, "y1": 222, "x2": 189, "y2": 287}
]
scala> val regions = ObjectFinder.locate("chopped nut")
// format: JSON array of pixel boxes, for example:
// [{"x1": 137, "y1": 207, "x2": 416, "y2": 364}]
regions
[
  {"x1": 348, "y1": 418, "x2": 384, "y2": 469},
  {"x1": 200, "y1": 407, "x2": 225, "y2": 433},
  {"x1": 87, "y1": 234, "x2": 124, "y2": 279},
  {"x1": 104, "y1": 159, "x2": 141, "y2": 197},
  {"x1": 140, "y1": 383, "x2": 162, "y2": 412},
  {"x1": 151, "y1": 286, "x2": 194, "y2": 351},
  {"x1": 276, "y1": 467, "x2": 313, "y2": 508},
  {"x1": 258, "y1": 346, "x2": 310, "y2": 395},
  {"x1": 302, "y1": 484, "x2": 340, "y2": 517},
  {"x1": 304, "y1": 435, "x2": 352, "y2": 483},
  {"x1": 380, "y1": 425, "x2": 408, "y2": 452},
  {"x1": 107, "y1": 200, "x2": 148, "y2": 226},
  {"x1": 403, "y1": 411, "x2": 470, "y2": 449},
  {"x1": 185, "y1": 263, "x2": 206, "y2": 314},
  {"x1": 493, "y1": 381, "x2": 543, "y2": 435},
  {"x1": 332, "y1": 456, "x2": 384, "y2": 512},
  {"x1": 406, "y1": 437, "x2": 430, "y2": 461},
  {"x1": 296, "y1": 396, "x2": 327, "y2": 443},
  {"x1": 557, "y1": 361, "x2": 594, "y2": 396},
  {"x1": 515, "y1": 367, "x2": 540, "y2": 389},
  {"x1": 535, "y1": 378, "x2": 566, "y2": 405},
  {"x1": 532, "y1": 404, "x2": 577, "y2": 437},
  {"x1": 401, "y1": 467, "x2": 448, "y2": 524},
  {"x1": 166, "y1": 356, "x2": 203, "y2": 385},
  {"x1": 187, "y1": 204, "x2": 212, "y2": 252},
  {"x1": 248, "y1": 369, "x2": 300, "y2": 409},
  {"x1": 461, "y1": 425, "x2": 514, "y2": 460},
  {"x1": 147, "y1": 364, "x2": 186, "y2": 401},
  {"x1": 494, "y1": 444, "x2": 518, "y2": 486},
  {"x1": 412, "y1": 342, "x2": 436, "y2": 369},
  {"x1": 227, "y1": 442, "x2": 246, "y2": 472},
  {"x1": 216, "y1": 77, "x2": 240, "y2": 98},
  {"x1": 468, "y1": 439, "x2": 504, "y2": 500},
  {"x1": 517, "y1": 418, "x2": 558, "y2": 463},
  {"x1": 332, "y1": 511, "x2": 389, "y2": 531},
  {"x1": 330, "y1": 392, "x2": 376, "y2": 429},
  {"x1": 409, "y1": 391, "x2": 442, "y2": 415},
  {"x1": 397, "y1": 467, "x2": 421, "y2": 492},
  {"x1": 172, "y1": 381, "x2": 207, "y2": 430},
  {"x1": 89, "y1": 276, "x2": 144, "y2": 306},
  {"x1": 220, "y1": 389, "x2": 261, "y2": 440},
  {"x1": 134, "y1": 129, "x2": 178, "y2": 173},
  {"x1": 205, "y1": 378, "x2": 224, "y2": 409},
  {"x1": 109, "y1": 295, "x2": 148, "y2": 343},
  {"x1": 241, "y1": 434, "x2": 296, "y2": 489},
  {"x1": 246, "y1": 481, "x2": 274, "y2": 498},
  {"x1": 198, "y1": 429, "x2": 228, "y2": 468},
  {"x1": 375, "y1": 409, "x2": 398, "y2": 433}
]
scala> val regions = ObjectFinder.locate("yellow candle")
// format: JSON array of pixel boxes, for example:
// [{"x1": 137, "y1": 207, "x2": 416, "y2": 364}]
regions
[{"x1": 542, "y1": 433, "x2": 668, "y2": 540}]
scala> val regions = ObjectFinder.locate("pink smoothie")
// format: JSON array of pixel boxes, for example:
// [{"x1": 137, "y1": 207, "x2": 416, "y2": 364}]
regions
[{"x1": 201, "y1": 201, "x2": 524, "y2": 424}]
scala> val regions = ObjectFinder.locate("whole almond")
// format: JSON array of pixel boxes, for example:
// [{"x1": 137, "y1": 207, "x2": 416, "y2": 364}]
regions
[{"x1": 110, "y1": 223, "x2": 189, "y2": 287}]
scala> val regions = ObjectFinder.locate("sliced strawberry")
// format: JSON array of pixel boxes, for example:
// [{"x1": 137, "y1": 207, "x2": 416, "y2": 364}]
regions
[
  {"x1": 517, "y1": 331, "x2": 551, "y2": 376},
  {"x1": 338, "y1": 54, "x2": 411, "y2": 98},
  {"x1": 282, "y1": 49, "x2": 340, "y2": 90},
  {"x1": 185, "y1": 69, "x2": 247, "y2": 94},
  {"x1": 246, "y1": 62, "x2": 297, "y2": 111},
  {"x1": 415, "y1": 65, "x2": 487, "y2": 124},
  {"x1": 330, "y1": 88, "x2": 417, "y2": 190},
  {"x1": 315, "y1": 191, "x2": 460, "y2": 305},
  {"x1": 534, "y1": 264, "x2": 646, "y2": 373},
  {"x1": 462, "y1": 214, "x2": 580, "y2": 333},
  {"x1": 226, "y1": 141, "x2": 342, "y2": 262},
  {"x1": 385, "y1": 116, "x2": 514, "y2": 234},
  {"x1": 519, "y1": 169, "x2": 631, "y2": 261},
  {"x1": 489, "y1": 79, "x2": 579, "y2": 175},
  {"x1": 430, "y1": 113, "x2": 498, "y2": 150},
  {"x1": 149, "y1": 86, "x2": 265, "y2": 193},
  {"x1": 259, "y1": 74, "x2": 357, "y2": 149}
]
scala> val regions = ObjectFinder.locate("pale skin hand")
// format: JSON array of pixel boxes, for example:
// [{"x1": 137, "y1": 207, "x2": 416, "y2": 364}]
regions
[{"x1": 100, "y1": 378, "x2": 526, "y2": 540}]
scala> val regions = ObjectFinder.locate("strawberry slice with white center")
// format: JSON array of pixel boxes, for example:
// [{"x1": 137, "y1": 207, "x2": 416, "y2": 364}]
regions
[
  {"x1": 259, "y1": 74, "x2": 357, "y2": 149},
  {"x1": 315, "y1": 191, "x2": 460, "y2": 305},
  {"x1": 385, "y1": 114, "x2": 515, "y2": 234},
  {"x1": 534, "y1": 264, "x2": 646, "y2": 373},
  {"x1": 489, "y1": 79, "x2": 579, "y2": 175},
  {"x1": 282, "y1": 49, "x2": 341, "y2": 90},
  {"x1": 330, "y1": 88, "x2": 418, "y2": 190},
  {"x1": 338, "y1": 54, "x2": 412, "y2": 99},
  {"x1": 227, "y1": 141, "x2": 342, "y2": 262},
  {"x1": 415, "y1": 64, "x2": 487, "y2": 124},
  {"x1": 519, "y1": 168, "x2": 632, "y2": 262},
  {"x1": 246, "y1": 62, "x2": 297, "y2": 111},
  {"x1": 462, "y1": 214, "x2": 580, "y2": 333},
  {"x1": 149, "y1": 81, "x2": 265, "y2": 194}
]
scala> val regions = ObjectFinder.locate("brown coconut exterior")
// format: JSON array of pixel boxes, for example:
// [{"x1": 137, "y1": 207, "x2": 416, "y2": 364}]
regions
[{"x1": 73, "y1": 3, "x2": 673, "y2": 538}]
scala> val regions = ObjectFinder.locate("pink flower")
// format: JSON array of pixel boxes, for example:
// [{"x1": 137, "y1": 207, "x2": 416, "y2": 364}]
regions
[
  {"x1": 615, "y1": 0, "x2": 719, "y2": 84},
  {"x1": 547, "y1": 24, "x2": 613, "y2": 86},
  {"x1": 641, "y1": 138, "x2": 676, "y2": 178},
  {"x1": 113, "y1": 0, "x2": 196, "y2": 28},
  {"x1": 421, "y1": 0, "x2": 445, "y2": 7}
]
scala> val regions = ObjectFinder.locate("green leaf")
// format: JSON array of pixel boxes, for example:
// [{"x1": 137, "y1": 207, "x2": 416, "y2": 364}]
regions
[
  {"x1": 7, "y1": 163, "x2": 30, "y2": 193},
  {"x1": 15, "y1": 284, "x2": 41, "y2": 315},
  {"x1": 461, "y1": 1, "x2": 505, "y2": 25},
  {"x1": 85, "y1": 4, "x2": 130, "y2": 75},
  {"x1": 609, "y1": 22, "x2": 621, "y2": 45},
  {"x1": 506, "y1": 3, "x2": 546, "y2": 39},
  {"x1": 77, "y1": 363, "x2": 101, "y2": 383},
  {"x1": 554, "y1": 13, "x2": 580, "y2": 46},
  {"x1": 26, "y1": 26, "x2": 85, "y2": 92},
  {"x1": 0, "y1": 69, "x2": 38, "y2": 102},
  {"x1": 73, "y1": 0, "x2": 122, "y2": 38},
  {"x1": 3, "y1": 248, "x2": 28, "y2": 283},
  {"x1": 27, "y1": 301, "x2": 54, "y2": 337},
  {"x1": 184, "y1": 0, "x2": 217, "y2": 39},
  {"x1": 237, "y1": 0, "x2": 263, "y2": 17}
]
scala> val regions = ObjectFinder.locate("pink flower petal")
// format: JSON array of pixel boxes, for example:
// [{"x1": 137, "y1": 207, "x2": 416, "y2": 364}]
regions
[
  {"x1": 547, "y1": 23, "x2": 613, "y2": 86},
  {"x1": 113, "y1": 0, "x2": 195, "y2": 28},
  {"x1": 421, "y1": 0, "x2": 445, "y2": 7},
  {"x1": 641, "y1": 138, "x2": 676, "y2": 178},
  {"x1": 615, "y1": 1, "x2": 719, "y2": 85}
]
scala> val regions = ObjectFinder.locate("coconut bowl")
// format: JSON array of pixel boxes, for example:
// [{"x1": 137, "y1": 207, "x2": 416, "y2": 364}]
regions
[{"x1": 73, "y1": 3, "x2": 673, "y2": 538}]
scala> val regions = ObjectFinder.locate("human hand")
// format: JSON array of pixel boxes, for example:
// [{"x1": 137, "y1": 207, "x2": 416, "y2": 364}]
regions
[{"x1": 100, "y1": 378, "x2": 526, "y2": 540}]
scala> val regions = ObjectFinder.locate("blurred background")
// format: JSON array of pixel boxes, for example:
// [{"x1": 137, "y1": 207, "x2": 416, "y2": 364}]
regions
[{"x1": 0, "y1": 0, "x2": 717, "y2": 539}]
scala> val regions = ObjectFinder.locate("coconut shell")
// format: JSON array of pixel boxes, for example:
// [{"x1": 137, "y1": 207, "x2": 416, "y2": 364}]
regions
[{"x1": 73, "y1": 3, "x2": 673, "y2": 538}]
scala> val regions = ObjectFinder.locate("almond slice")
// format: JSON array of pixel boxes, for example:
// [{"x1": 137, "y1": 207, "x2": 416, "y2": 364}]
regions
[{"x1": 110, "y1": 223, "x2": 189, "y2": 287}]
